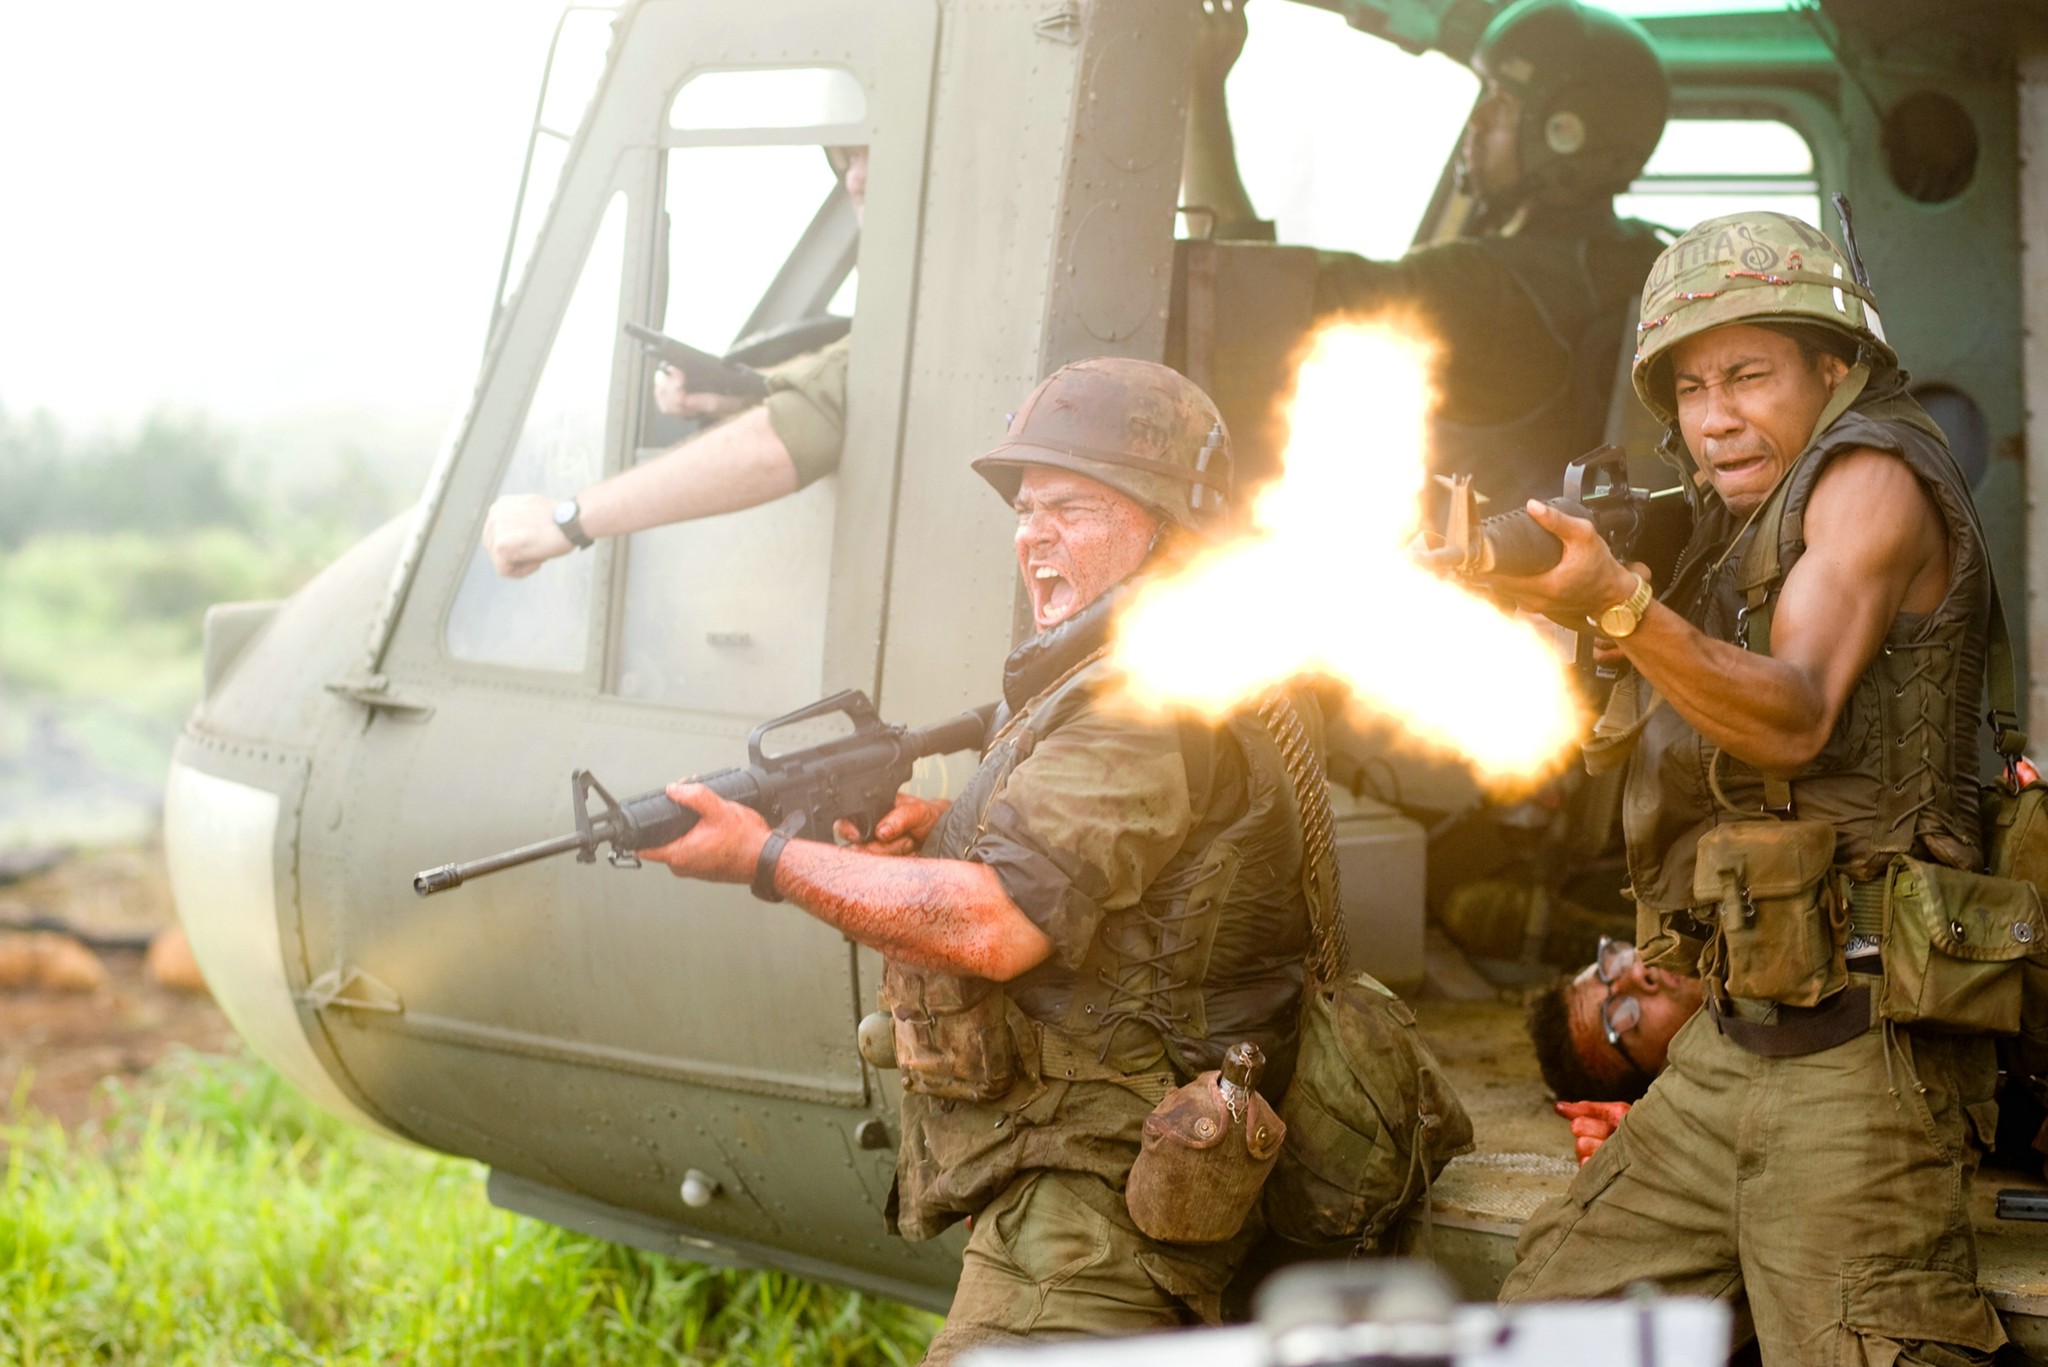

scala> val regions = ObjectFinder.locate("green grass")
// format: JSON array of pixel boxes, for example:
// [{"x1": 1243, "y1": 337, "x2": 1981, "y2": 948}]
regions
[{"x1": 0, "y1": 1051, "x2": 940, "y2": 1365}]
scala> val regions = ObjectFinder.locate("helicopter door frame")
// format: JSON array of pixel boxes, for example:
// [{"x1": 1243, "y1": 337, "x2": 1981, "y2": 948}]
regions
[{"x1": 296, "y1": 3, "x2": 943, "y2": 1147}]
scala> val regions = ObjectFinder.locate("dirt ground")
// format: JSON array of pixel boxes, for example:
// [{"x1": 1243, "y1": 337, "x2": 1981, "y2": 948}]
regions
[{"x1": 0, "y1": 844, "x2": 235, "y2": 1130}]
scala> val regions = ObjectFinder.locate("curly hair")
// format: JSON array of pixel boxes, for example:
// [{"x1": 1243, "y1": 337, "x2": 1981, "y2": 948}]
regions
[{"x1": 1524, "y1": 976, "x2": 1653, "y2": 1104}]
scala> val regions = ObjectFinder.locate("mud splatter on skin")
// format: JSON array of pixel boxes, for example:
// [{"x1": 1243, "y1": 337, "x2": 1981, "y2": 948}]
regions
[
  {"x1": 1013, "y1": 467, "x2": 1160, "y2": 633},
  {"x1": 775, "y1": 842, "x2": 1050, "y2": 981}
]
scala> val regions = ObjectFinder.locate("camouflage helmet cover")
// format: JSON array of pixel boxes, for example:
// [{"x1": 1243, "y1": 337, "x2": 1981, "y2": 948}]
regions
[
  {"x1": 1470, "y1": 0, "x2": 1669, "y2": 202},
  {"x1": 1632, "y1": 210, "x2": 1895, "y2": 423},
  {"x1": 972, "y1": 358, "x2": 1232, "y2": 531}
]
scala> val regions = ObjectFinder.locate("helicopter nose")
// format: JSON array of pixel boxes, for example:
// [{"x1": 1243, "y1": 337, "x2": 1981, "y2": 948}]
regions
[{"x1": 165, "y1": 757, "x2": 399, "y2": 1140}]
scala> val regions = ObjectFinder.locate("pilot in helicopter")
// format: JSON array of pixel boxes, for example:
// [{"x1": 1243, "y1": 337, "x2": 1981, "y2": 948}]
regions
[{"x1": 480, "y1": 146, "x2": 864, "y2": 578}]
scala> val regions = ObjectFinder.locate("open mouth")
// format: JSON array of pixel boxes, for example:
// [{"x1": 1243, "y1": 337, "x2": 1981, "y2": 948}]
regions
[
  {"x1": 1705, "y1": 442, "x2": 1774, "y2": 481},
  {"x1": 1030, "y1": 564, "x2": 1079, "y2": 627}
]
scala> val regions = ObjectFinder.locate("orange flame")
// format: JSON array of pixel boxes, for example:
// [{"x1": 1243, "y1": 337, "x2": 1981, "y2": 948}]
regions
[{"x1": 1111, "y1": 316, "x2": 1584, "y2": 787}]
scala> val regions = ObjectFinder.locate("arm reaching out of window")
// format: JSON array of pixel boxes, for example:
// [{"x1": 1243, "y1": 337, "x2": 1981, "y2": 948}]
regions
[
  {"x1": 483, "y1": 407, "x2": 801, "y2": 578},
  {"x1": 482, "y1": 334, "x2": 849, "y2": 578}
]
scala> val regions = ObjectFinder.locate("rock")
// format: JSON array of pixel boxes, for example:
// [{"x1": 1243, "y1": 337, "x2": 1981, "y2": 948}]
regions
[
  {"x1": 0, "y1": 932, "x2": 38, "y2": 987},
  {"x1": 147, "y1": 925, "x2": 210, "y2": 996},
  {"x1": 0, "y1": 931, "x2": 108, "y2": 993},
  {"x1": 35, "y1": 933, "x2": 109, "y2": 993}
]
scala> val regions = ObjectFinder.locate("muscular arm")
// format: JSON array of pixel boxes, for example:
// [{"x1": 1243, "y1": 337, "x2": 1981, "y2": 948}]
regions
[
  {"x1": 1492, "y1": 450, "x2": 1948, "y2": 774},
  {"x1": 637, "y1": 782, "x2": 1053, "y2": 982},
  {"x1": 773, "y1": 840, "x2": 1054, "y2": 981}
]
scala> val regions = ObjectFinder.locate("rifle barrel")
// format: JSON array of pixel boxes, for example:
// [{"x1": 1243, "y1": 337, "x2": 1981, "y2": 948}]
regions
[{"x1": 414, "y1": 830, "x2": 589, "y2": 897}]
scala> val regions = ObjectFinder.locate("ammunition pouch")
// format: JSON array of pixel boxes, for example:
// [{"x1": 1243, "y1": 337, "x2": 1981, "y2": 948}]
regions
[
  {"x1": 1693, "y1": 818, "x2": 1846, "y2": 1007},
  {"x1": 1263, "y1": 973, "x2": 1473, "y2": 1254},
  {"x1": 1633, "y1": 903, "x2": 1711, "y2": 977},
  {"x1": 1126, "y1": 1072, "x2": 1284, "y2": 1245},
  {"x1": 879, "y1": 960, "x2": 1018, "y2": 1101},
  {"x1": 1879, "y1": 854, "x2": 2047, "y2": 1036}
]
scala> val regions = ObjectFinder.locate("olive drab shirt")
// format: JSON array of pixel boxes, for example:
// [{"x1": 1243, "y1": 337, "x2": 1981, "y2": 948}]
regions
[
  {"x1": 885, "y1": 586, "x2": 1319, "y2": 1244},
  {"x1": 760, "y1": 332, "x2": 849, "y2": 488}
]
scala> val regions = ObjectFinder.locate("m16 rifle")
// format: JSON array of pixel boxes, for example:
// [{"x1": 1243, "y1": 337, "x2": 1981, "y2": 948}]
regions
[
  {"x1": 1422, "y1": 444, "x2": 1692, "y2": 583},
  {"x1": 413, "y1": 690, "x2": 993, "y2": 897}
]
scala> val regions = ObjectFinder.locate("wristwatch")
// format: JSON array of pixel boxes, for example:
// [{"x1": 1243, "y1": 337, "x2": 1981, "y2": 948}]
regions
[
  {"x1": 1593, "y1": 574, "x2": 1655, "y2": 639},
  {"x1": 552, "y1": 498, "x2": 594, "y2": 550}
]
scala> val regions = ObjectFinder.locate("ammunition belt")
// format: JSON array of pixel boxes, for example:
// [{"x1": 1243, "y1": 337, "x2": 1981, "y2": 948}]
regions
[{"x1": 1257, "y1": 692, "x2": 1348, "y2": 989}]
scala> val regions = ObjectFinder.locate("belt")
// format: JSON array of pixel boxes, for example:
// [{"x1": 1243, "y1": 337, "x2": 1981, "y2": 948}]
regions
[{"x1": 1708, "y1": 984, "x2": 1875, "y2": 1058}]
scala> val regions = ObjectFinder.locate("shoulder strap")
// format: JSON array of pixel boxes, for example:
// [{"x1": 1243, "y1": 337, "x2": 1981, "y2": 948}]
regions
[{"x1": 1988, "y1": 574, "x2": 2029, "y2": 777}]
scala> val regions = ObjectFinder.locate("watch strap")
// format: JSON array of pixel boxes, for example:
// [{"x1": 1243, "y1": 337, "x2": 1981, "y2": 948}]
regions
[
  {"x1": 555, "y1": 498, "x2": 595, "y2": 550},
  {"x1": 1592, "y1": 574, "x2": 1653, "y2": 636},
  {"x1": 751, "y1": 832, "x2": 789, "y2": 903}
]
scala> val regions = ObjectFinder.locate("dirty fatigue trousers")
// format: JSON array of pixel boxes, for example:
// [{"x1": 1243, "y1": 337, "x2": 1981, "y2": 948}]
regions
[
  {"x1": 1501, "y1": 1009, "x2": 2007, "y2": 1365},
  {"x1": 918, "y1": 1168, "x2": 1236, "y2": 1364}
]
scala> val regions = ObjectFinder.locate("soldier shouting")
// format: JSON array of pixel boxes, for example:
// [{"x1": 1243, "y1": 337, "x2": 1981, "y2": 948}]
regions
[{"x1": 641, "y1": 359, "x2": 1333, "y2": 1361}]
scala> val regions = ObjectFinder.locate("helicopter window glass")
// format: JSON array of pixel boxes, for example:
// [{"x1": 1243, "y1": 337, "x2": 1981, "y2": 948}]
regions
[
  {"x1": 498, "y1": 7, "x2": 618, "y2": 309},
  {"x1": 1613, "y1": 119, "x2": 1819, "y2": 231},
  {"x1": 445, "y1": 191, "x2": 627, "y2": 672},
  {"x1": 669, "y1": 67, "x2": 867, "y2": 132},
  {"x1": 1183, "y1": 4, "x2": 1477, "y2": 258},
  {"x1": 614, "y1": 140, "x2": 855, "y2": 717}
]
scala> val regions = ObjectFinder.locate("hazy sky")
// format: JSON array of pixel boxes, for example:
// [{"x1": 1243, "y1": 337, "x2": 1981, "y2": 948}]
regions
[
  {"x1": 0, "y1": 1, "x2": 568, "y2": 429},
  {"x1": 0, "y1": 2, "x2": 1484, "y2": 434}
]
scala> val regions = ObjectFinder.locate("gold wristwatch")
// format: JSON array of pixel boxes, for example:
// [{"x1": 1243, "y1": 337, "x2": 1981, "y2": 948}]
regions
[{"x1": 1593, "y1": 574, "x2": 1654, "y2": 639}]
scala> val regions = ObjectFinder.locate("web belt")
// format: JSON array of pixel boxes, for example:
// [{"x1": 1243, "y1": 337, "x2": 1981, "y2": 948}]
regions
[{"x1": 1709, "y1": 984, "x2": 1875, "y2": 1057}]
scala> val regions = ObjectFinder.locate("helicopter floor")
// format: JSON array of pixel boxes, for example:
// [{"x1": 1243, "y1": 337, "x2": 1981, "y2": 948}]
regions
[{"x1": 1400, "y1": 998, "x2": 2048, "y2": 1360}]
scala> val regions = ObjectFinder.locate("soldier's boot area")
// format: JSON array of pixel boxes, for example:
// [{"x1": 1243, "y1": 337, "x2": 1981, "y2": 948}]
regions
[
  {"x1": 1499, "y1": 1011, "x2": 2006, "y2": 1364},
  {"x1": 920, "y1": 1169, "x2": 1243, "y2": 1366}
]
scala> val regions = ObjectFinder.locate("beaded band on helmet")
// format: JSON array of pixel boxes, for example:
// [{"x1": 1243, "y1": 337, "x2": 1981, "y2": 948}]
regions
[{"x1": 1631, "y1": 210, "x2": 1895, "y2": 424}]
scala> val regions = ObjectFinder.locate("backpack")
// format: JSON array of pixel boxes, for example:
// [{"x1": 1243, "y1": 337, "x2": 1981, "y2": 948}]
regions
[{"x1": 1263, "y1": 970, "x2": 1474, "y2": 1254}]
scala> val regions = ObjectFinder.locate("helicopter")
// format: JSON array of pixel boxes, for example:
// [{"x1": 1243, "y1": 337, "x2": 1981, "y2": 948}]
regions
[{"x1": 162, "y1": 0, "x2": 2048, "y2": 1345}]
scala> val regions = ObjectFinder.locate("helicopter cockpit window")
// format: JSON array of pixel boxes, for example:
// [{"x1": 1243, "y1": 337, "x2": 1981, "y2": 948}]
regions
[
  {"x1": 612, "y1": 69, "x2": 867, "y2": 717},
  {"x1": 1614, "y1": 119, "x2": 1819, "y2": 232},
  {"x1": 444, "y1": 192, "x2": 626, "y2": 672}
]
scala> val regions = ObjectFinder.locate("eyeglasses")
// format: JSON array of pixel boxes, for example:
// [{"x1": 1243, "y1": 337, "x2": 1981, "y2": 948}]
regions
[{"x1": 1582, "y1": 937, "x2": 1649, "y2": 1075}]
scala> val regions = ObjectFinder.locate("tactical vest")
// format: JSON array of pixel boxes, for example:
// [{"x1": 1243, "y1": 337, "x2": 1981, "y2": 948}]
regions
[
  {"x1": 1429, "y1": 212, "x2": 1666, "y2": 512},
  {"x1": 884, "y1": 591, "x2": 1337, "y2": 1241},
  {"x1": 1620, "y1": 381, "x2": 1991, "y2": 915}
]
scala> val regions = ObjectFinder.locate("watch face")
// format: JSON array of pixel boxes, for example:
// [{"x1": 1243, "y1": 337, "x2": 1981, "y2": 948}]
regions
[{"x1": 553, "y1": 499, "x2": 579, "y2": 527}]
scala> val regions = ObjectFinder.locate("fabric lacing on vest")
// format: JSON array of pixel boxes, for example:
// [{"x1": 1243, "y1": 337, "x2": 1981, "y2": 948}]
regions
[
  {"x1": 1882, "y1": 638, "x2": 1947, "y2": 826},
  {"x1": 1092, "y1": 899, "x2": 1212, "y2": 1066},
  {"x1": 1257, "y1": 691, "x2": 1348, "y2": 989},
  {"x1": 1089, "y1": 690, "x2": 1347, "y2": 1066}
]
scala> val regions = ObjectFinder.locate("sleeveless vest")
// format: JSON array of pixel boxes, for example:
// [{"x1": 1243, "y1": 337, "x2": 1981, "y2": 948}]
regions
[
  {"x1": 885, "y1": 589, "x2": 1334, "y2": 1240},
  {"x1": 1621, "y1": 381, "x2": 1992, "y2": 912},
  {"x1": 1429, "y1": 213, "x2": 1666, "y2": 512}
]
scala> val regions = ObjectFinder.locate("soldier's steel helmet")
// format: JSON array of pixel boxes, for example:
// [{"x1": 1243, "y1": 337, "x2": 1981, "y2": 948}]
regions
[
  {"x1": 972, "y1": 358, "x2": 1233, "y2": 531},
  {"x1": 1632, "y1": 210, "x2": 1895, "y2": 423},
  {"x1": 1471, "y1": 0, "x2": 1669, "y2": 202}
]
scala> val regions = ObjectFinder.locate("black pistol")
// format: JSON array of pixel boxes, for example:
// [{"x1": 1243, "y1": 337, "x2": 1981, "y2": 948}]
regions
[{"x1": 623, "y1": 322, "x2": 771, "y2": 402}]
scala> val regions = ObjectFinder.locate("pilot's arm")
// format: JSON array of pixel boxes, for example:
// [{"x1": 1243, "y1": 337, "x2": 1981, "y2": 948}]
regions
[
  {"x1": 482, "y1": 336, "x2": 849, "y2": 578},
  {"x1": 1181, "y1": 0, "x2": 1269, "y2": 242}
]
